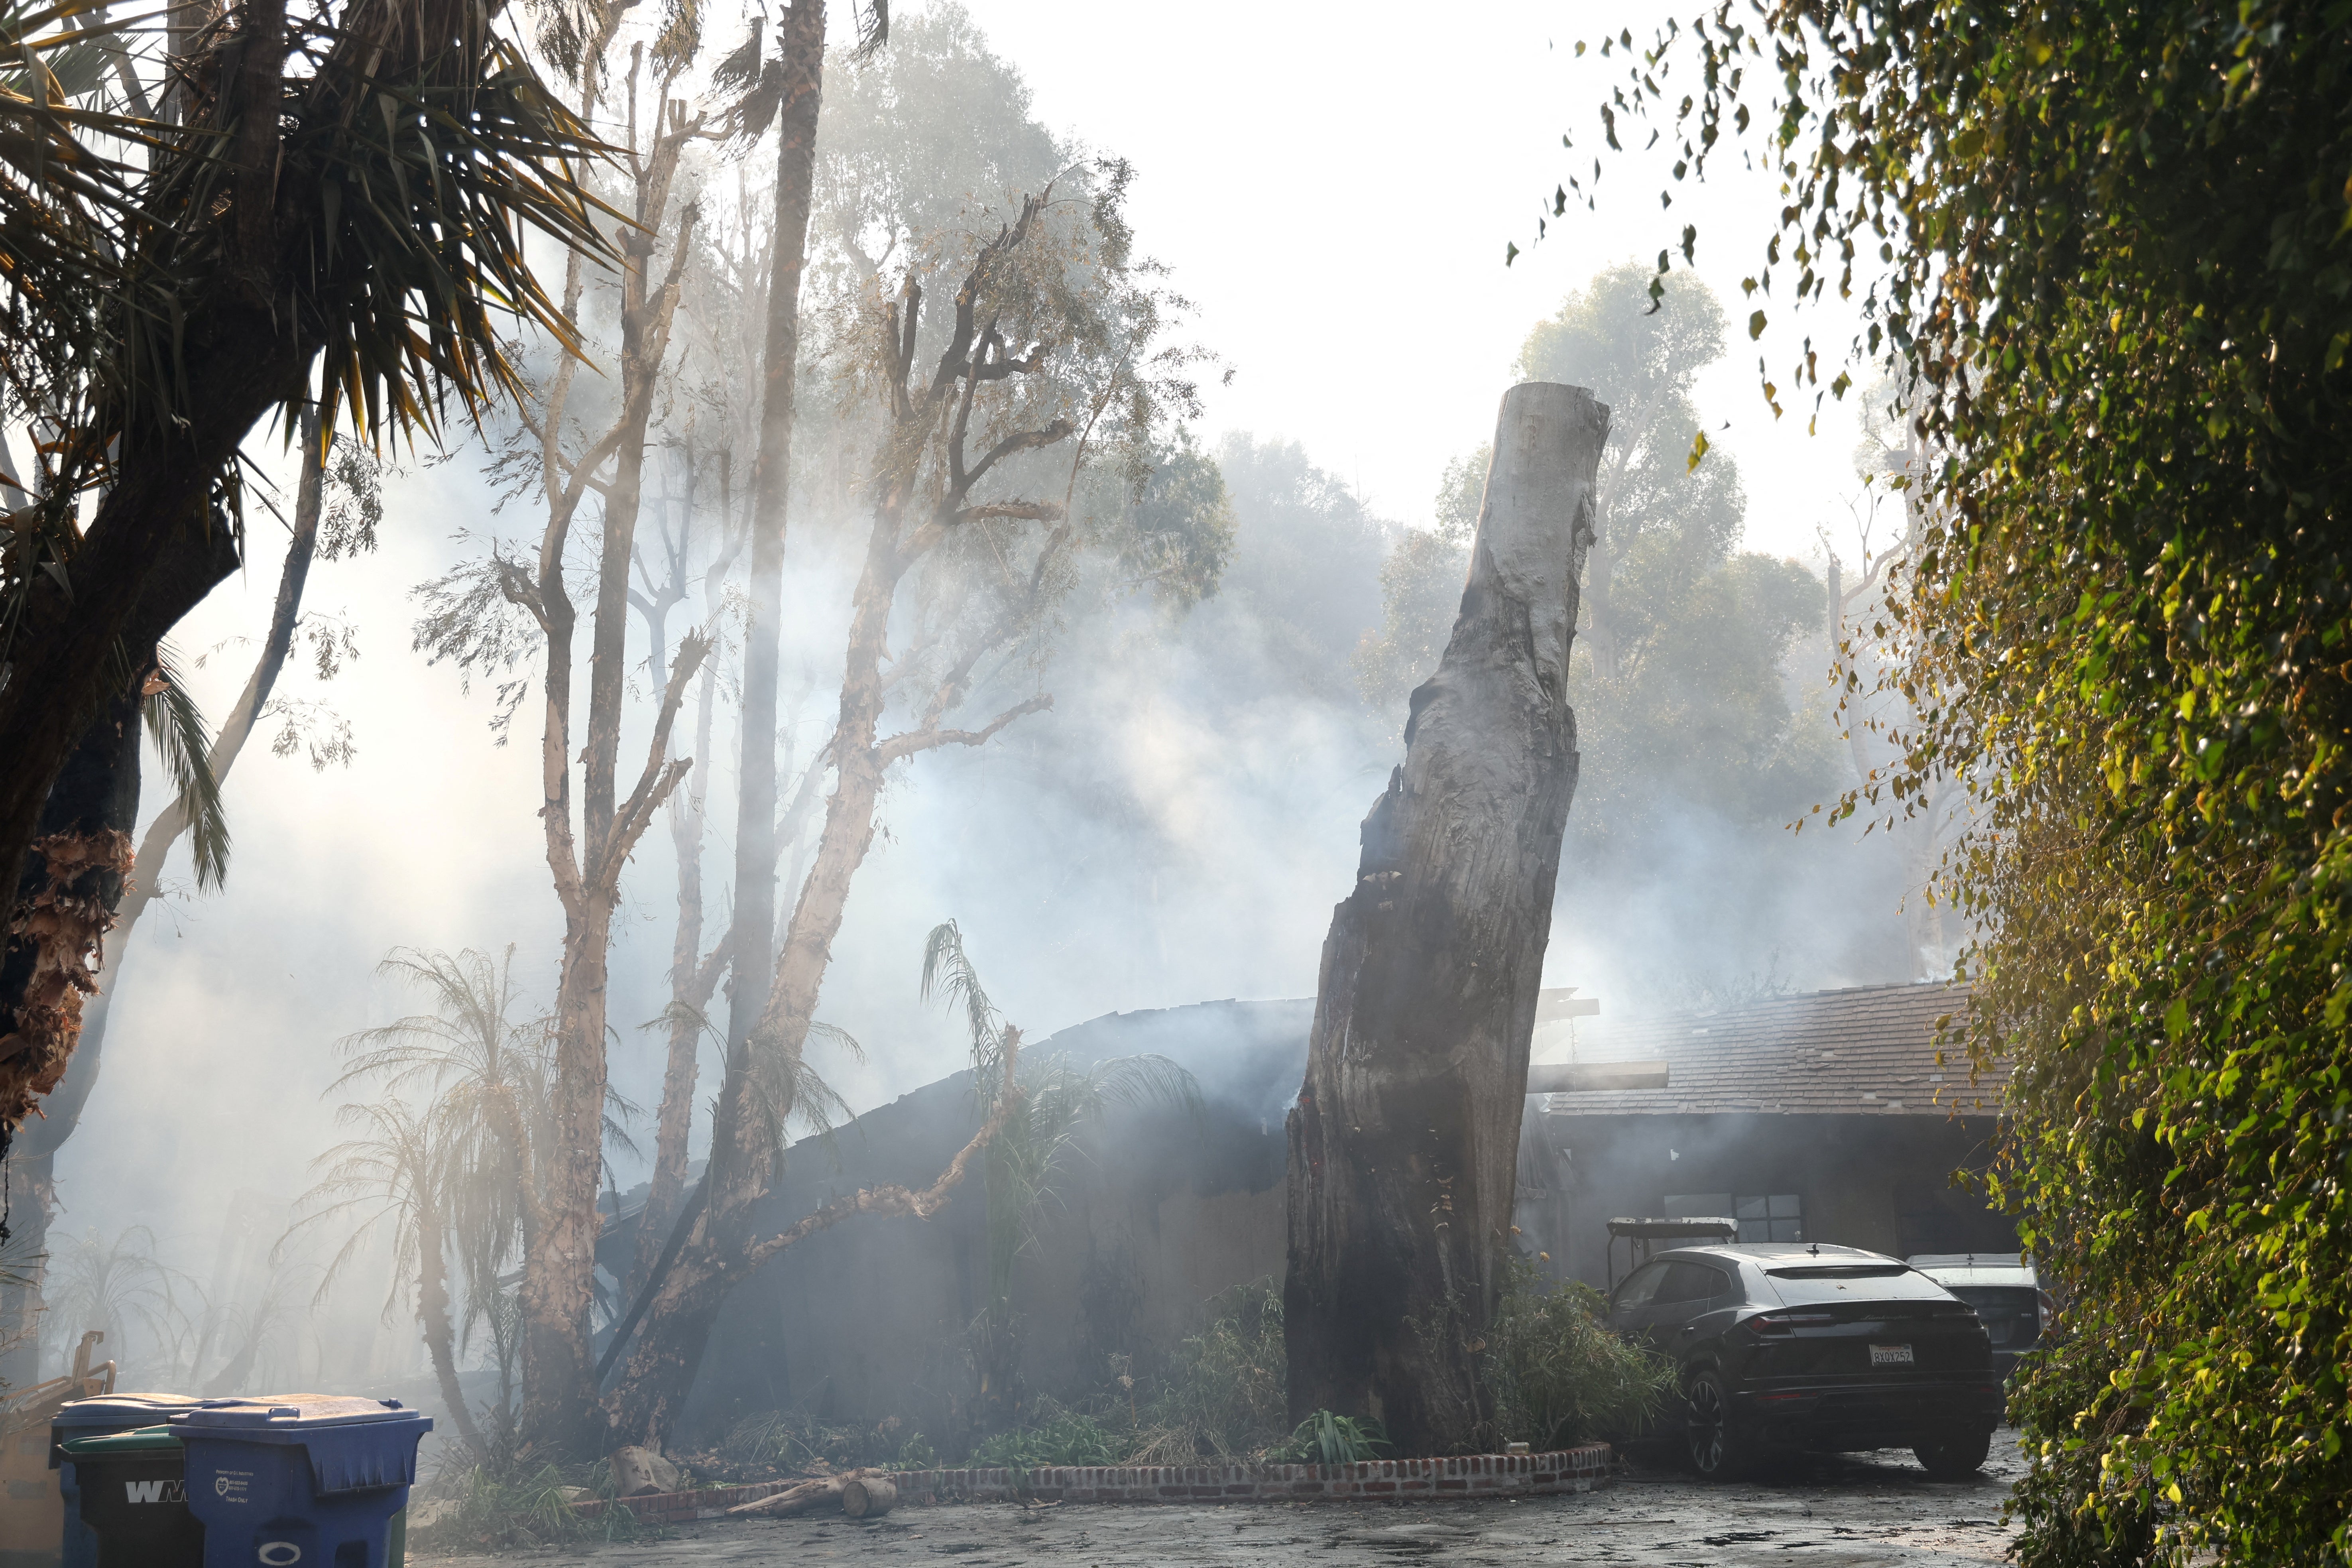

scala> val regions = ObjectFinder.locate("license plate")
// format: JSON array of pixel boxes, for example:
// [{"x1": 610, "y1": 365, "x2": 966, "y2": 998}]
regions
[{"x1": 1870, "y1": 1344, "x2": 1915, "y2": 1366}]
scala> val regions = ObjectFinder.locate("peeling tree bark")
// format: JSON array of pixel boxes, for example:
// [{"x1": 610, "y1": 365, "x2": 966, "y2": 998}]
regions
[
  {"x1": 1284, "y1": 381, "x2": 1608, "y2": 1457},
  {"x1": 504, "y1": 32, "x2": 714, "y2": 1454},
  {"x1": 600, "y1": 203, "x2": 1074, "y2": 1452}
]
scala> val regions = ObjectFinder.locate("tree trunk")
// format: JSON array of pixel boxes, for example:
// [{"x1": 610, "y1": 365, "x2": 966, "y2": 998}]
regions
[
  {"x1": 591, "y1": 0, "x2": 826, "y2": 1442},
  {"x1": 514, "y1": 61, "x2": 707, "y2": 1452},
  {"x1": 722, "y1": 0, "x2": 826, "y2": 1104},
  {"x1": 632, "y1": 655, "x2": 729, "y2": 1298},
  {"x1": 417, "y1": 1203, "x2": 489, "y2": 1460},
  {"x1": 600, "y1": 513, "x2": 900, "y2": 1449},
  {"x1": 0, "y1": 417, "x2": 330, "y2": 1384},
  {"x1": 1284, "y1": 381, "x2": 1607, "y2": 1457}
]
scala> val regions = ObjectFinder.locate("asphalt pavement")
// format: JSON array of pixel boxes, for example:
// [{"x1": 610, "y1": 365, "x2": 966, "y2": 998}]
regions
[{"x1": 417, "y1": 1429, "x2": 2024, "y2": 1567}]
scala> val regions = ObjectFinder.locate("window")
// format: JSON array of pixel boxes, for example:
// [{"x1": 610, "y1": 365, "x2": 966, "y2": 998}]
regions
[
  {"x1": 1665, "y1": 1192, "x2": 1805, "y2": 1243},
  {"x1": 1653, "y1": 1260, "x2": 1730, "y2": 1305},
  {"x1": 1736, "y1": 1194, "x2": 1805, "y2": 1243},
  {"x1": 1612, "y1": 1261, "x2": 1670, "y2": 1313},
  {"x1": 1663, "y1": 1192, "x2": 1734, "y2": 1219}
]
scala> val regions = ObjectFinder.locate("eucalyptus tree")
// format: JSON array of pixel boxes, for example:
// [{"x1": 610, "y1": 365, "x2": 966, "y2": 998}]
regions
[
  {"x1": 0, "y1": 0, "x2": 611, "y2": 1142},
  {"x1": 1356, "y1": 270, "x2": 1837, "y2": 982},
  {"x1": 1516, "y1": 262, "x2": 1729, "y2": 678},
  {"x1": 410, "y1": 1, "x2": 734, "y2": 1448},
  {"x1": 600, "y1": 167, "x2": 1222, "y2": 1448}
]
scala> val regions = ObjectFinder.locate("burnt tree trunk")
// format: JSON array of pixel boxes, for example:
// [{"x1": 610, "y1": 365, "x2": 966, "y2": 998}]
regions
[{"x1": 1284, "y1": 381, "x2": 1607, "y2": 1457}]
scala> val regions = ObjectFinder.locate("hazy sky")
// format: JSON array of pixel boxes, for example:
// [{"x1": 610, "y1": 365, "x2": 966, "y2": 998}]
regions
[{"x1": 968, "y1": 0, "x2": 1885, "y2": 553}]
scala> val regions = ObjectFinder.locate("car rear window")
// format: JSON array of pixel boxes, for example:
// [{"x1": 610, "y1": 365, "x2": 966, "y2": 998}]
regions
[
  {"x1": 1949, "y1": 1285, "x2": 2039, "y2": 1310},
  {"x1": 1764, "y1": 1265, "x2": 1951, "y2": 1303}
]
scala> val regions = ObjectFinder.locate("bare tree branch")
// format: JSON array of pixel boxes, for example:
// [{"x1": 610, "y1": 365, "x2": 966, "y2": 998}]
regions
[
  {"x1": 600, "y1": 630, "x2": 714, "y2": 889},
  {"x1": 739, "y1": 1028, "x2": 1024, "y2": 1272},
  {"x1": 947, "y1": 500, "x2": 1065, "y2": 527},
  {"x1": 875, "y1": 695, "x2": 1052, "y2": 768}
]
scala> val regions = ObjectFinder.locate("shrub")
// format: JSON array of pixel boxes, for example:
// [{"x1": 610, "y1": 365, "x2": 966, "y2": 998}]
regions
[
  {"x1": 968, "y1": 1406, "x2": 1126, "y2": 1469},
  {"x1": 408, "y1": 1462, "x2": 650, "y2": 1552},
  {"x1": 709, "y1": 1409, "x2": 909, "y2": 1480},
  {"x1": 1269, "y1": 1410, "x2": 1390, "y2": 1464},
  {"x1": 1137, "y1": 1279, "x2": 1288, "y2": 1460},
  {"x1": 1481, "y1": 1257, "x2": 1674, "y2": 1449}
]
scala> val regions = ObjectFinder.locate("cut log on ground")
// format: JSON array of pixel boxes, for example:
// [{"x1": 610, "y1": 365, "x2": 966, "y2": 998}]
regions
[
  {"x1": 842, "y1": 1475, "x2": 897, "y2": 1518},
  {"x1": 1284, "y1": 380, "x2": 1609, "y2": 1456},
  {"x1": 722, "y1": 1467, "x2": 894, "y2": 1518}
]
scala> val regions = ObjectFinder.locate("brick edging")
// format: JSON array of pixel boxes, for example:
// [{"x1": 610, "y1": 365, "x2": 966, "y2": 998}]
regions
[{"x1": 581, "y1": 1445, "x2": 1611, "y2": 1522}]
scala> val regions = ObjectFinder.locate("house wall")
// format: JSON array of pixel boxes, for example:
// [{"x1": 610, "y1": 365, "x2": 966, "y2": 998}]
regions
[
  {"x1": 1531, "y1": 1112, "x2": 2016, "y2": 1290},
  {"x1": 675, "y1": 1000, "x2": 1307, "y2": 1448}
]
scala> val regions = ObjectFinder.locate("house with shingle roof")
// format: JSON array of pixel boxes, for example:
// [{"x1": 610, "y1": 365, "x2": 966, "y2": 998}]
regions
[{"x1": 1514, "y1": 983, "x2": 2016, "y2": 1289}]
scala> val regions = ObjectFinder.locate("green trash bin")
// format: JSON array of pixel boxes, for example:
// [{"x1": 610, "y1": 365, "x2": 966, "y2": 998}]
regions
[{"x1": 55, "y1": 1427, "x2": 201, "y2": 1568}]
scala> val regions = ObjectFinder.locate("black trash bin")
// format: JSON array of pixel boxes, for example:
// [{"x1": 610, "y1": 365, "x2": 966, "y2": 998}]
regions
[
  {"x1": 56, "y1": 1427, "x2": 202, "y2": 1568},
  {"x1": 52, "y1": 1394, "x2": 205, "y2": 1568}
]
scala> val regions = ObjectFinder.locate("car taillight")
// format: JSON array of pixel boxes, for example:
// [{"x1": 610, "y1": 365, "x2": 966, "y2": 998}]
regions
[
  {"x1": 1745, "y1": 1311, "x2": 1835, "y2": 1336},
  {"x1": 2037, "y1": 1290, "x2": 2057, "y2": 1334}
]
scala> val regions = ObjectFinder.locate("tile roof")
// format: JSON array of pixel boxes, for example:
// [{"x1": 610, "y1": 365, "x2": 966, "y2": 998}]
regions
[{"x1": 1533, "y1": 982, "x2": 2004, "y2": 1118}]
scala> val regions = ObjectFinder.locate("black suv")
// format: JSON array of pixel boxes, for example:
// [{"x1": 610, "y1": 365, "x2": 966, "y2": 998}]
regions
[{"x1": 1605, "y1": 1242, "x2": 2005, "y2": 1479}]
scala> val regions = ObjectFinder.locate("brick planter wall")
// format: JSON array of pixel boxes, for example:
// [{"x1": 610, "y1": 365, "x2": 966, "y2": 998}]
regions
[{"x1": 579, "y1": 1445, "x2": 1611, "y2": 1524}]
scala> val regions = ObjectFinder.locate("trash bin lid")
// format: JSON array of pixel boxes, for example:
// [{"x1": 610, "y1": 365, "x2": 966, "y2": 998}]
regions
[
  {"x1": 59, "y1": 1424, "x2": 183, "y2": 1457},
  {"x1": 171, "y1": 1396, "x2": 419, "y2": 1432},
  {"x1": 55, "y1": 1394, "x2": 206, "y2": 1432}
]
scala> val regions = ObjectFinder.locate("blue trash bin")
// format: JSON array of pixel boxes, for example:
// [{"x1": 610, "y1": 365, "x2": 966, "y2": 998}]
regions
[
  {"x1": 51, "y1": 1396, "x2": 208, "y2": 1568},
  {"x1": 169, "y1": 1398, "x2": 430, "y2": 1568}
]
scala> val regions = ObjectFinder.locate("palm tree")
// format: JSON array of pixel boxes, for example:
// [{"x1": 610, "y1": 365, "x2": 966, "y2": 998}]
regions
[
  {"x1": 0, "y1": 0, "x2": 617, "y2": 1144},
  {"x1": 920, "y1": 920, "x2": 1201, "y2": 1426},
  {"x1": 295, "y1": 945, "x2": 645, "y2": 1456},
  {"x1": 39, "y1": 1226, "x2": 192, "y2": 1385},
  {"x1": 287, "y1": 1098, "x2": 486, "y2": 1458}
]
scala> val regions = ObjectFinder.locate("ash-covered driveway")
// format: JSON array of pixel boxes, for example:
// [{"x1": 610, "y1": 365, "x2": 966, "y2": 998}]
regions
[{"x1": 419, "y1": 1430, "x2": 2022, "y2": 1566}]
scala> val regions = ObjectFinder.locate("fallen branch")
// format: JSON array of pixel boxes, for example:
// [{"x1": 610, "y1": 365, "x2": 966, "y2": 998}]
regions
[
  {"x1": 724, "y1": 1467, "x2": 893, "y2": 1518},
  {"x1": 739, "y1": 1028, "x2": 1024, "y2": 1273}
]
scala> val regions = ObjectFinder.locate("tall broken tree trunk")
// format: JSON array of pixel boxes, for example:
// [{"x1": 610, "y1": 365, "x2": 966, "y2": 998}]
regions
[{"x1": 1284, "y1": 381, "x2": 1607, "y2": 1457}]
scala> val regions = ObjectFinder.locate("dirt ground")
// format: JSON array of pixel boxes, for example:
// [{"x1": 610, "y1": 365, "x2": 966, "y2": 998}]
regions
[{"x1": 416, "y1": 1430, "x2": 2024, "y2": 1566}]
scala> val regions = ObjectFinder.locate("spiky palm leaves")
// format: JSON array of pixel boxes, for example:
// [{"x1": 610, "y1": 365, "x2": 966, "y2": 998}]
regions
[
  {"x1": 38, "y1": 1223, "x2": 193, "y2": 1382},
  {"x1": 292, "y1": 946, "x2": 606, "y2": 1454},
  {"x1": 0, "y1": 0, "x2": 620, "y2": 1086}
]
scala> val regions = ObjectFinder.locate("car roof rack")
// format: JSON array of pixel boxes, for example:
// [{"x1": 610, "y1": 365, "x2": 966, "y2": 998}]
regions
[{"x1": 1604, "y1": 1216, "x2": 1737, "y2": 1289}]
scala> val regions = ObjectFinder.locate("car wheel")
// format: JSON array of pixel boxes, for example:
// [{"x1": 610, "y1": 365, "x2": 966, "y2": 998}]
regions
[
  {"x1": 1914, "y1": 1427, "x2": 1994, "y2": 1479},
  {"x1": 1683, "y1": 1368, "x2": 1750, "y2": 1480}
]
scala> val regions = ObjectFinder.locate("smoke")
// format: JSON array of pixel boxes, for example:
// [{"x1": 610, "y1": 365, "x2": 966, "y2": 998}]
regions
[{"x1": 29, "y1": 4, "x2": 1925, "y2": 1415}]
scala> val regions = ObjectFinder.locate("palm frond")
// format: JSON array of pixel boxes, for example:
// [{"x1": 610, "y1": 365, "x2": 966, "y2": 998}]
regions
[
  {"x1": 920, "y1": 919, "x2": 998, "y2": 1059},
  {"x1": 143, "y1": 641, "x2": 228, "y2": 889},
  {"x1": 1086, "y1": 1052, "x2": 1203, "y2": 1120},
  {"x1": 849, "y1": 0, "x2": 887, "y2": 60}
]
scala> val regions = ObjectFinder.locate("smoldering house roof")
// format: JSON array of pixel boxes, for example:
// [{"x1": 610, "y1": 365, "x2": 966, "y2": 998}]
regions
[{"x1": 1535, "y1": 982, "x2": 2003, "y2": 1119}]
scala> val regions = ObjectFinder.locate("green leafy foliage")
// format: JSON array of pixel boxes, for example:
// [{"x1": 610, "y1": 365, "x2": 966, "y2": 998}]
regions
[
  {"x1": 969, "y1": 1408, "x2": 1128, "y2": 1470},
  {"x1": 409, "y1": 1462, "x2": 650, "y2": 1552},
  {"x1": 1480, "y1": 1258, "x2": 1675, "y2": 1451},
  {"x1": 1581, "y1": 0, "x2": 2352, "y2": 1560},
  {"x1": 1137, "y1": 1280, "x2": 1290, "y2": 1460},
  {"x1": 1270, "y1": 1410, "x2": 1391, "y2": 1465}
]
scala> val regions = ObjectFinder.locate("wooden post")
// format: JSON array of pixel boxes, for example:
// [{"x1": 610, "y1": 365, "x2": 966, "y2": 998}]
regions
[{"x1": 1284, "y1": 382, "x2": 1608, "y2": 1456}]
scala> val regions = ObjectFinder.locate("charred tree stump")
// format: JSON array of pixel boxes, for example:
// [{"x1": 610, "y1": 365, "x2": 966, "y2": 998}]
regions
[{"x1": 1284, "y1": 381, "x2": 1607, "y2": 1456}]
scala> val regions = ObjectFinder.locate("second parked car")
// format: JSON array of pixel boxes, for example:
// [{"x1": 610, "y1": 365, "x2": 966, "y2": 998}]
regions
[
  {"x1": 1605, "y1": 1241, "x2": 2005, "y2": 1479},
  {"x1": 1906, "y1": 1253, "x2": 2055, "y2": 1384}
]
